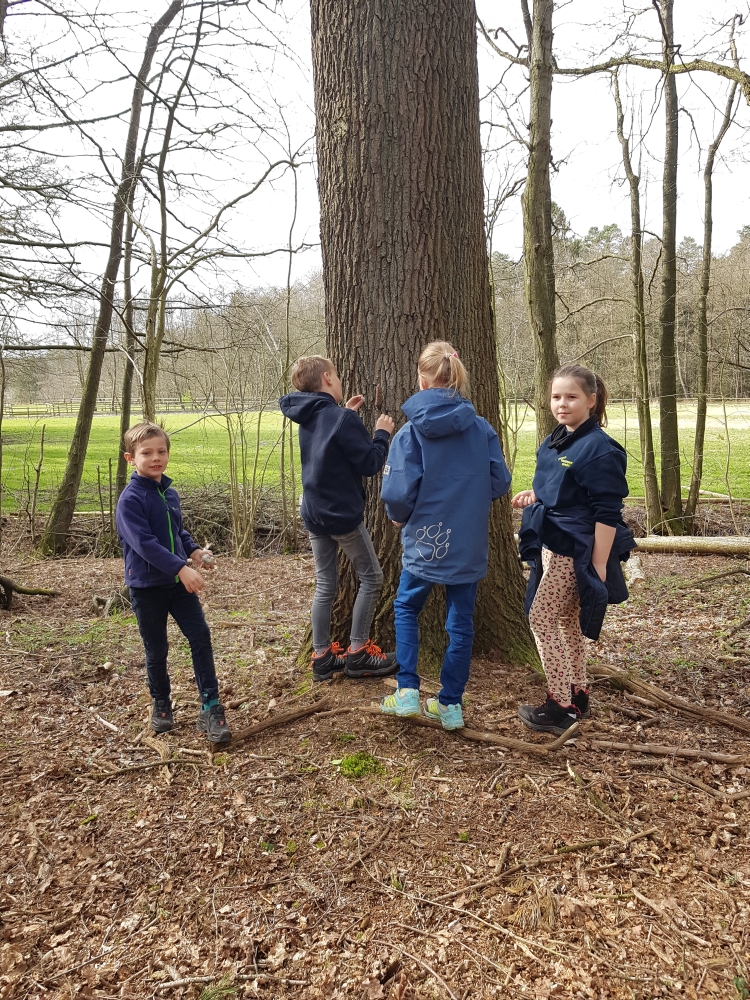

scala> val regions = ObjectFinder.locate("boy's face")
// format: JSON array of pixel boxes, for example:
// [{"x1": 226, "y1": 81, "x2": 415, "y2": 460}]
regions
[
  {"x1": 320, "y1": 364, "x2": 343, "y2": 404},
  {"x1": 125, "y1": 435, "x2": 170, "y2": 481}
]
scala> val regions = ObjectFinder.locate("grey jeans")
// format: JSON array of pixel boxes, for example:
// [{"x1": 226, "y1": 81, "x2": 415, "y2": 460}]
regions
[{"x1": 309, "y1": 521, "x2": 384, "y2": 652}]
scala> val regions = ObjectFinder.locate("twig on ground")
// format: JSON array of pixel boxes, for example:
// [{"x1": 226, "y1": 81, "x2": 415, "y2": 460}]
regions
[
  {"x1": 398, "y1": 947, "x2": 461, "y2": 1000},
  {"x1": 691, "y1": 568, "x2": 750, "y2": 587},
  {"x1": 344, "y1": 820, "x2": 394, "y2": 872}
]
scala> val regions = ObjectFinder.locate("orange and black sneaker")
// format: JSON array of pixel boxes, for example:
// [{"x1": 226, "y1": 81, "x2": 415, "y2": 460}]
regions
[
  {"x1": 312, "y1": 642, "x2": 347, "y2": 682},
  {"x1": 345, "y1": 640, "x2": 398, "y2": 679}
]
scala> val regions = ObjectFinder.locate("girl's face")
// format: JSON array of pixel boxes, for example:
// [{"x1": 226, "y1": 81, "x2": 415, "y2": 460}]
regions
[{"x1": 550, "y1": 376, "x2": 597, "y2": 431}]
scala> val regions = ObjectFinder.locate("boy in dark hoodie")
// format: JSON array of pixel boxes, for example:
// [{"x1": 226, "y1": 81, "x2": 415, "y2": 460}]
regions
[
  {"x1": 116, "y1": 421, "x2": 230, "y2": 743},
  {"x1": 280, "y1": 355, "x2": 398, "y2": 681}
]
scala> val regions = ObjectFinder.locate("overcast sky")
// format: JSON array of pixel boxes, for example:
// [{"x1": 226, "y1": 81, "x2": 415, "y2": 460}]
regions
[{"x1": 10, "y1": 0, "x2": 750, "y2": 319}]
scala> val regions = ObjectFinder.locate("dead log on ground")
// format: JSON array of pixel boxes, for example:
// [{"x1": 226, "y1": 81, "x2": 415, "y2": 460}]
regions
[{"x1": 634, "y1": 535, "x2": 750, "y2": 555}]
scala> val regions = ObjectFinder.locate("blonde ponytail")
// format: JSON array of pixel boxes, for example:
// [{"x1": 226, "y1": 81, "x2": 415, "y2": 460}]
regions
[{"x1": 418, "y1": 341, "x2": 468, "y2": 394}]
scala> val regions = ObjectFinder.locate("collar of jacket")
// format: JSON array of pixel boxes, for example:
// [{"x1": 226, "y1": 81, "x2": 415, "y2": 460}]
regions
[
  {"x1": 130, "y1": 471, "x2": 173, "y2": 491},
  {"x1": 548, "y1": 415, "x2": 598, "y2": 452}
]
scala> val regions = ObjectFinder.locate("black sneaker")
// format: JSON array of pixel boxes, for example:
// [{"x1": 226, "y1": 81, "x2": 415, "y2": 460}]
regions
[
  {"x1": 197, "y1": 703, "x2": 231, "y2": 744},
  {"x1": 518, "y1": 694, "x2": 580, "y2": 736},
  {"x1": 344, "y1": 640, "x2": 398, "y2": 679},
  {"x1": 571, "y1": 685, "x2": 591, "y2": 719},
  {"x1": 312, "y1": 642, "x2": 347, "y2": 682},
  {"x1": 151, "y1": 698, "x2": 173, "y2": 733}
]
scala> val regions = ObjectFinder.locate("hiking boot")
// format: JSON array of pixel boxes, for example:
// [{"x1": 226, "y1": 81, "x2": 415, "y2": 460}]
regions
[
  {"x1": 151, "y1": 698, "x2": 173, "y2": 733},
  {"x1": 312, "y1": 642, "x2": 347, "y2": 682},
  {"x1": 380, "y1": 687, "x2": 421, "y2": 717},
  {"x1": 424, "y1": 697, "x2": 464, "y2": 731},
  {"x1": 197, "y1": 703, "x2": 232, "y2": 744},
  {"x1": 518, "y1": 694, "x2": 579, "y2": 736},
  {"x1": 571, "y1": 685, "x2": 591, "y2": 719},
  {"x1": 344, "y1": 640, "x2": 398, "y2": 678}
]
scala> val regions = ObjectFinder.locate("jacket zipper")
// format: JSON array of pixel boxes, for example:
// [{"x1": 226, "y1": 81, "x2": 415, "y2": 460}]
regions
[{"x1": 158, "y1": 486, "x2": 179, "y2": 583}]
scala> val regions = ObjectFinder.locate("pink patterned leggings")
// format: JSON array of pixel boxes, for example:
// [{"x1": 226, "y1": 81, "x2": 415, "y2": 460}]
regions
[{"x1": 529, "y1": 550, "x2": 587, "y2": 706}]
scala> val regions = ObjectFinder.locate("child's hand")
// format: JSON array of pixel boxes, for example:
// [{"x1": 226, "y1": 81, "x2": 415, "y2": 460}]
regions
[
  {"x1": 511, "y1": 489, "x2": 537, "y2": 509},
  {"x1": 376, "y1": 414, "x2": 395, "y2": 436},
  {"x1": 191, "y1": 548, "x2": 215, "y2": 569},
  {"x1": 178, "y1": 565, "x2": 205, "y2": 593},
  {"x1": 346, "y1": 395, "x2": 364, "y2": 411}
]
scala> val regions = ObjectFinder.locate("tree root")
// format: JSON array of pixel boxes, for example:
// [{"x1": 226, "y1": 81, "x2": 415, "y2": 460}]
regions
[
  {"x1": 589, "y1": 663, "x2": 750, "y2": 736},
  {"x1": 0, "y1": 574, "x2": 58, "y2": 610}
]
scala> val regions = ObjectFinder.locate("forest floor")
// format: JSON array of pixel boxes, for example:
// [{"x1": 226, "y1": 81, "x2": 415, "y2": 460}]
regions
[{"x1": 1, "y1": 549, "x2": 750, "y2": 1000}]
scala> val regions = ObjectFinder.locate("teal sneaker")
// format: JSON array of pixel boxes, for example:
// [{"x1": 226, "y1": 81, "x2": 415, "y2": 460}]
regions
[
  {"x1": 380, "y1": 687, "x2": 421, "y2": 717},
  {"x1": 424, "y1": 697, "x2": 464, "y2": 730}
]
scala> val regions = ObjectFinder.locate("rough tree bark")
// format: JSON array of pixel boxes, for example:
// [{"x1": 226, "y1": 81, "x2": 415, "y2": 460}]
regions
[
  {"x1": 521, "y1": 0, "x2": 559, "y2": 445},
  {"x1": 657, "y1": 0, "x2": 682, "y2": 533},
  {"x1": 39, "y1": 0, "x2": 183, "y2": 554},
  {"x1": 612, "y1": 70, "x2": 661, "y2": 531},
  {"x1": 685, "y1": 82, "x2": 738, "y2": 526},
  {"x1": 309, "y1": 0, "x2": 535, "y2": 667}
]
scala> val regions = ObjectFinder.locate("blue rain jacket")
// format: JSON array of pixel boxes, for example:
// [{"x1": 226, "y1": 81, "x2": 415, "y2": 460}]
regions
[
  {"x1": 381, "y1": 388, "x2": 511, "y2": 584},
  {"x1": 519, "y1": 416, "x2": 636, "y2": 640},
  {"x1": 116, "y1": 472, "x2": 199, "y2": 588},
  {"x1": 279, "y1": 391, "x2": 390, "y2": 536}
]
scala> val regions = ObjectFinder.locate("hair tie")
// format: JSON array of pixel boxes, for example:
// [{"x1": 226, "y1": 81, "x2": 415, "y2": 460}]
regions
[{"x1": 445, "y1": 351, "x2": 458, "y2": 359}]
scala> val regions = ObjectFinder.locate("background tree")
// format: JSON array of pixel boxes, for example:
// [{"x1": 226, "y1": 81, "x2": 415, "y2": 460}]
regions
[{"x1": 309, "y1": 0, "x2": 535, "y2": 666}]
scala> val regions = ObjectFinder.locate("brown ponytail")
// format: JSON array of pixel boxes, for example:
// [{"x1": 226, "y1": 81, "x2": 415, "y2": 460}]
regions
[
  {"x1": 550, "y1": 363, "x2": 608, "y2": 427},
  {"x1": 418, "y1": 341, "x2": 468, "y2": 394}
]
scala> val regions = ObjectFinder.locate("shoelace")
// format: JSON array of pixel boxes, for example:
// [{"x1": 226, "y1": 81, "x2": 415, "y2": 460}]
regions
[
  {"x1": 363, "y1": 639, "x2": 386, "y2": 660},
  {"x1": 330, "y1": 642, "x2": 345, "y2": 656}
]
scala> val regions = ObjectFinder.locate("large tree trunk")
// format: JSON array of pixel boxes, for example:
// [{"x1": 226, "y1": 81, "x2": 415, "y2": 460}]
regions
[
  {"x1": 521, "y1": 0, "x2": 559, "y2": 446},
  {"x1": 309, "y1": 0, "x2": 535, "y2": 668},
  {"x1": 613, "y1": 71, "x2": 661, "y2": 531},
  {"x1": 685, "y1": 83, "x2": 738, "y2": 527},
  {"x1": 39, "y1": 0, "x2": 183, "y2": 554},
  {"x1": 657, "y1": 0, "x2": 682, "y2": 533}
]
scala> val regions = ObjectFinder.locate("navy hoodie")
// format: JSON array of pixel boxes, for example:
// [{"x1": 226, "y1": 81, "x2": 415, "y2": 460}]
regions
[
  {"x1": 279, "y1": 391, "x2": 391, "y2": 535},
  {"x1": 381, "y1": 389, "x2": 511, "y2": 585},
  {"x1": 519, "y1": 416, "x2": 636, "y2": 640},
  {"x1": 116, "y1": 472, "x2": 199, "y2": 588}
]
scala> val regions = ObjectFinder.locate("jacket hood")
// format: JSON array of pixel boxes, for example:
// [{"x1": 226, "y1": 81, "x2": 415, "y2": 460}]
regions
[
  {"x1": 401, "y1": 388, "x2": 477, "y2": 438},
  {"x1": 279, "y1": 391, "x2": 338, "y2": 425}
]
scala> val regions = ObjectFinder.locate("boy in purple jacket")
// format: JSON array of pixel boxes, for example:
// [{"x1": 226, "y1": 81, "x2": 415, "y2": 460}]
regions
[{"x1": 116, "y1": 421, "x2": 230, "y2": 742}]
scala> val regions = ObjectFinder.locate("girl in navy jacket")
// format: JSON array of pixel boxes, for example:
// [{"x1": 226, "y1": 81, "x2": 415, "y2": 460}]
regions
[
  {"x1": 512, "y1": 364, "x2": 635, "y2": 735},
  {"x1": 380, "y1": 341, "x2": 511, "y2": 730}
]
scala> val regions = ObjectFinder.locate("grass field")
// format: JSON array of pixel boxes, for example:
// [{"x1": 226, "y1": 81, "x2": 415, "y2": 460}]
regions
[{"x1": 1, "y1": 402, "x2": 749, "y2": 511}]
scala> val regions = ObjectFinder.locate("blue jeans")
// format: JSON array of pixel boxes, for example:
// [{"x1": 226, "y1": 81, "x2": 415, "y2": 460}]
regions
[
  {"x1": 309, "y1": 522, "x2": 384, "y2": 652},
  {"x1": 129, "y1": 582, "x2": 219, "y2": 704},
  {"x1": 394, "y1": 569, "x2": 479, "y2": 705}
]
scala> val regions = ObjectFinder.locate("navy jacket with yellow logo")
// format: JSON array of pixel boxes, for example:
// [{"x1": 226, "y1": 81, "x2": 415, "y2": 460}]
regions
[{"x1": 519, "y1": 416, "x2": 635, "y2": 640}]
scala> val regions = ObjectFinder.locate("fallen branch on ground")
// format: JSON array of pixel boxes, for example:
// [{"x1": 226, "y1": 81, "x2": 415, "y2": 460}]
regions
[
  {"x1": 589, "y1": 663, "x2": 750, "y2": 736},
  {"x1": 229, "y1": 697, "x2": 332, "y2": 745},
  {"x1": 0, "y1": 574, "x2": 58, "y2": 610},
  {"x1": 590, "y1": 739, "x2": 746, "y2": 764},
  {"x1": 691, "y1": 568, "x2": 750, "y2": 587}
]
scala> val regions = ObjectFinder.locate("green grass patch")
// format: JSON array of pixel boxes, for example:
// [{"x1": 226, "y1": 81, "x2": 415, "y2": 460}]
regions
[
  {"x1": 0, "y1": 411, "x2": 287, "y2": 511},
  {"x1": 3, "y1": 401, "x2": 750, "y2": 512},
  {"x1": 338, "y1": 752, "x2": 384, "y2": 779}
]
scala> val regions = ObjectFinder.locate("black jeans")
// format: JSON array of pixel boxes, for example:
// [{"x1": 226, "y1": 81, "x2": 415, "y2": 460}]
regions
[{"x1": 129, "y1": 582, "x2": 219, "y2": 705}]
